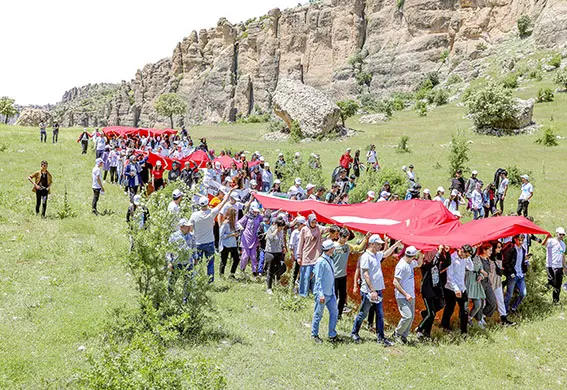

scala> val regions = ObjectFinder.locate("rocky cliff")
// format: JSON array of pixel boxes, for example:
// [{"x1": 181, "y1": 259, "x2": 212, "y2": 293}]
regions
[{"x1": 51, "y1": 0, "x2": 567, "y2": 128}]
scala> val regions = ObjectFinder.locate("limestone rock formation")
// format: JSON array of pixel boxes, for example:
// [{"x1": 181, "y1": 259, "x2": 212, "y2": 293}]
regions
[
  {"x1": 15, "y1": 108, "x2": 52, "y2": 127},
  {"x1": 508, "y1": 98, "x2": 535, "y2": 129},
  {"x1": 272, "y1": 78, "x2": 341, "y2": 138},
  {"x1": 359, "y1": 113, "x2": 389, "y2": 124},
  {"x1": 50, "y1": 0, "x2": 567, "y2": 127}
]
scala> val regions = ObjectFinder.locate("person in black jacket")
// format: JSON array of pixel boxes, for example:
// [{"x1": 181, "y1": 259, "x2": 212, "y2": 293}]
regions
[
  {"x1": 502, "y1": 235, "x2": 529, "y2": 313},
  {"x1": 449, "y1": 169, "x2": 465, "y2": 195},
  {"x1": 416, "y1": 245, "x2": 451, "y2": 339}
]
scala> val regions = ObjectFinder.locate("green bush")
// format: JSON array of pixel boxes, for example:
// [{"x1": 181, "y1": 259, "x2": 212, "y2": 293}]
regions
[
  {"x1": 277, "y1": 150, "x2": 324, "y2": 191},
  {"x1": 466, "y1": 82, "x2": 516, "y2": 129},
  {"x1": 56, "y1": 186, "x2": 76, "y2": 220},
  {"x1": 502, "y1": 72, "x2": 519, "y2": 89},
  {"x1": 267, "y1": 118, "x2": 286, "y2": 132},
  {"x1": 536, "y1": 88, "x2": 554, "y2": 103},
  {"x1": 356, "y1": 71, "x2": 373, "y2": 87},
  {"x1": 528, "y1": 67, "x2": 543, "y2": 81},
  {"x1": 517, "y1": 15, "x2": 532, "y2": 38},
  {"x1": 359, "y1": 94, "x2": 379, "y2": 112},
  {"x1": 237, "y1": 113, "x2": 271, "y2": 123},
  {"x1": 548, "y1": 53, "x2": 562, "y2": 68},
  {"x1": 337, "y1": 99, "x2": 360, "y2": 126},
  {"x1": 427, "y1": 89, "x2": 449, "y2": 106},
  {"x1": 476, "y1": 42, "x2": 488, "y2": 52},
  {"x1": 448, "y1": 130, "x2": 470, "y2": 176},
  {"x1": 396, "y1": 135, "x2": 411, "y2": 153},
  {"x1": 348, "y1": 51, "x2": 365, "y2": 68},
  {"x1": 289, "y1": 120, "x2": 303, "y2": 143},
  {"x1": 554, "y1": 68, "x2": 567, "y2": 89},
  {"x1": 396, "y1": 0, "x2": 405, "y2": 12},
  {"x1": 348, "y1": 168, "x2": 407, "y2": 203},
  {"x1": 390, "y1": 97, "x2": 405, "y2": 111},
  {"x1": 415, "y1": 100, "x2": 427, "y2": 117},
  {"x1": 446, "y1": 74, "x2": 463, "y2": 85},
  {"x1": 426, "y1": 72, "x2": 440, "y2": 87},
  {"x1": 535, "y1": 125, "x2": 559, "y2": 147},
  {"x1": 505, "y1": 165, "x2": 534, "y2": 187}
]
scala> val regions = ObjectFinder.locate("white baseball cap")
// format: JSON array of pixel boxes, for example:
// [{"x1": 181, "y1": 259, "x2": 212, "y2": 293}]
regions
[
  {"x1": 259, "y1": 156, "x2": 265, "y2": 161},
  {"x1": 95, "y1": 158, "x2": 104, "y2": 165},
  {"x1": 452, "y1": 210, "x2": 462, "y2": 217},
  {"x1": 369, "y1": 234, "x2": 384, "y2": 244},
  {"x1": 278, "y1": 153, "x2": 284, "y2": 157},
  {"x1": 295, "y1": 216, "x2": 307, "y2": 224},
  {"x1": 156, "y1": 160, "x2": 162, "y2": 166},
  {"x1": 472, "y1": 170, "x2": 478, "y2": 175},
  {"x1": 451, "y1": 189, "x2": 459, "y2": 196},
  {"x1": 214, "y1": 162, "x2": 221, "y2": 169},
  {"x1": 405, "y1": 246, "x2": 418, "y2": 257},
  {"x1": 274, "y1": 179, "x2": 281, "y2": 184},
  {"x1": 133, "y1": 195, "x2": 142, "y2": 206},
  {"x1": 423, "y1": 188, "x2": 430, "y2": 194},
  {"x1": 251, "y1": 203, "x2": 261, "y2": 213},
  {"x1": 322, "y1": 239, "x2": 335, "y2": 251},
  {"x1": 346, "y1": 148, "x2": 351, "y2": 151},
  {"x1": 198, "y1": 196, "x2": 209, "y2": 206},
  {"x1": 556, "y1": 227, "x2": 566, "y2": 235},
  {"x1": 172, "y1": 189, "x2": 184, "y2": 199},
  {"x1": 250, "y1": 179, "x2": 257, "y2": 186},
  {"x1": 380, "y1": 191, "x2": 390, "y2": 198},
  {"x1": 178, "y1": 218, "x2": 191, "y2": 227},
  {"x1": 367, "y1": 191, "x2": 376, "y2": 198},
  {"x1": 294, "y1": 152, "x2": 301, "y2": 157},
  {"x1": 264, "y1": 162, "x2": 270, "y2": 167},
  {"x1": 230, "y1": 192, "x2": 240, "y2": 200},
  {"x1": 437, "y1": 186, "x2": 445, "y2": 193},
  {"x1": 295, "y1": 178, "x2": 302, "y2": 185},
  {"x1": 521, "y1": 174, "x2": 529, "y2": 180},
  {"x1": 306, "y1": 183, "x2": 316, "y2": 191}
]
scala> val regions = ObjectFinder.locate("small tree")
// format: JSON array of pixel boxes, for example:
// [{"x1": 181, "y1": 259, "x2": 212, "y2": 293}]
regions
[
  {"x1": 466, "y1": 82, "x2": 516, "y2": 129},
  {"x1": 289, "y1": 120, "x2": 303, "y2": 143},
  {"x1": 536, "y1": 88, "x2": 554, "y2": 103},
  {"x1": 535, "y1": 125, "x2": 559, "y2": 147},
  {"x1": 337, "y1": 99, "x2": 360, "y2": 127},
  {"x1": 554, "y1": 68, "x2": 567, "y2": 90},
  {"x1": 448, "y1": 130, "x2": 470, "y2": 176},
  {"x1": 396, "y1": 136, "x2": 411, "y2": 153},
  {"x1": 0, "y1": 97, "x2": 18, "y2": 124},
  {"x1": 154, "y1": 93, "x2": 187, "y2": 128},
  {"x1": 517, "y1": 15, "x2": 532, "y2": 38}
]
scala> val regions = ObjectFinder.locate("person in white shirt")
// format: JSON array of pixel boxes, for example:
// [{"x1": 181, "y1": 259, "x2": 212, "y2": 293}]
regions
[
  {"x1": 471, "y1": 182, "x2": 484, "y2": 220},
  {"x1": 219, "y1": 193, "x2": 242, "y2": 223},
  {"x1": 168, "y1": 189, "x2": 184, "y2": 215},
  {"x1": 261, "y1": 163, "x2": 273, "y2": 192},
  {"x1": 289, "y1": 216, "x2": 307, "y2": 287},
  {"x1": 366, "y1": 144, "x2": 379, "y2": 171},
  {"x1": 433, "y1": 187, "x2": 445, "y2": 202},
  {"x1": 92, "y1": 158, "x2": 105, "y2": 215},
  {"x1": 497, "y1": 170, "x2": 509, "y2": 212},
  {"x1": 517, "y1": 174, "x2": 533, "y2": 217},
  {"x1": 441, "y1": 245, "x2": 474, "y2": 334},
  {"x1": 350, "y1": 235, "x2": 403, "y2": 346},
  {"x1": 377, "y1": 191, "x2": 390, "y2": 202},
  {"x1": 406, "y1": 164, "x2": 416, "y2": 182},
  {"x1": 544, "y1": 227, "x2": 566, "y2": 304},
  {"x1": 393, "y1": 246, "x2": 423, "y2": 343},
  {"x1": 287, "y1": 178, "x2": 305, "y2": 198},
  {"x1": 362, "y1": 191, "x2": 375, "y2": 203},
  {"x1": 95, "y1": 135, "x2": 106, "y2": 159}
]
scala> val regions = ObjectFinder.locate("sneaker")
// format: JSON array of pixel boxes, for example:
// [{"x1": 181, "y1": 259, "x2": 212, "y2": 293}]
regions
[
  {"x1": 312, "y1": 336, "x2": 323, "y2": 344},
  {"x1": 477, "y1": 319, "x2": 486, "y2": 329},
  {"x1": 343, "y1": 307, "x2": 352, "y2": 314},
  {"x1": 378, "y1": 337, "x2": 394, "y2": 347},
  {"x1": 329, "y1": 335, "x2": 338, "y2": 343},
  {"x1": 351, "y1": 334, "x2": 361, "y2": 344},
  {"x1": 266, "y1": 289, "x2": 273, "y2": 295},
  {"x1": 228, "y1": 274, "x2": 236, "y2": 280}
]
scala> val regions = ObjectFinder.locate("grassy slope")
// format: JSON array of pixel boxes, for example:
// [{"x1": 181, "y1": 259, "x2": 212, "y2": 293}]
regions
[{"x1": 1, "y1": 72, "x2": 567, "y2": 388}]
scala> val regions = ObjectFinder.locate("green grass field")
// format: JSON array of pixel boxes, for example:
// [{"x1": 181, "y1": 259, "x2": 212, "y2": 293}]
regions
[{"x1": 1, "y1": 74, "x2": 567, "y2": 388}]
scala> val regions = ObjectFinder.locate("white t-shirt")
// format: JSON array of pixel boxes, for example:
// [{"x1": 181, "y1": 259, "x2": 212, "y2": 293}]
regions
[
  {"x1": 92, "y1": 166, "x2": 102, "y2": 189},
  {"x1": 394, "y1": 259, "x2": 418, "y2": 299},
  {"x1": 189, "y1": 206, "x2": 222, "y2": 245},
  {"x1": 359, "y1": 250, "x2": 385, "y2": 293},
  {"x1": 498, "y1": 178, "x2": 509, "y2": 195},
  {"x1": 96, "y1": 137, "x2": 106, "y2": 151},
  {"x1": 519, "y1": 182, "x2": 533, "y2": 201},
  {"x1": 220, "y1": 201, "x2": 242, "y2": 216},
  {"x1": 546, "y1": 238, "x2": 566, "y2": 268},
  {"x1": 366, "y1": 150, "x2": 377, "y2": 163},
  {"x1": 168, "y1": 200, "x2": 180, "y2": 214}
]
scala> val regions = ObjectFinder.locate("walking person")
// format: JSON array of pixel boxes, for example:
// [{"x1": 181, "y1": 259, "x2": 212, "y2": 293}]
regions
[
  {"x1": 52, "y1": 121, "x2": 60, "y2": 144},
  {"x1": 77, "y1": 128, "x2": 91, "y2": 154},
  {"x1": 441, "y1": 245, "x2": 474, "y2": 334},
  {"x1": 393, "y1": 246, "x2": 423, "y2": 344},
  {"x1": 478, "y1": 243, "x2": 497, "y2": 323},
  {"x1": 350, "y1": 235, "x2": 402, "y2": 346},
  {"x1": 92, "y1": 158, "x2": 105, "y2": 215},
  {"x1": 108, "y1": 147, "x2": 119, "y2": 184},
  {"x1": 297, "y1": 214, "x2": 330, "y2": 297},
  {"x1": 39, "y1": 121, "x2": 47, "y2": 143},
  {"x1": 27, "y1": 160, "x2": 52, "y2": 218},
  {"x1": 416, "y1": 245, "x2": 451, "y2": 339},
  {"x1": 503, "y1": 235, "x2": 529, "y2": 313},
  {"x1": 152, "y1": 161, "x2": 165, "y2": 191},
  {"x1": 366, "y1": 144, "x2": 379, "y2": 171},
  {"x1": 544, "y1": 227, "x2": 566, "y2": 304},
  {"x1": 237, "y1": 203, "x2": 263, "y2": 276},
  {"x1": 264, "y1": 217, "x2": 287, "y2": 294},
  {"x1": 489, "y1": 241, "x2": 516, "y2": 325},
  {"x1": 517, "y1": 175, "x2": 533, "y2": 217},
  {"x1": 218, "y1": 208, "x2": 240, "y2": 279},
  {"x1": 467, "y1": 247, "x2": 489, "y2": 328},
  {"x1": 311, "y1": 240, "x2": 339, "y2": 343}
]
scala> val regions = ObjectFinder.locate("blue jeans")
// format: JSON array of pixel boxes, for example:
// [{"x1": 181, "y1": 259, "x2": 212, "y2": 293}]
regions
[
  {"x1": 196, "y1": 242, "x2": 216, "y2": 282},
  {"x1": 262, "y1": 183, "x2": 271, "y2": 192},
  {"x1": 351, "y1": 291, "x2": 385, "y2": 339},
  {"x1": 505, "y1": 275, "x2": 527, "y2": 312},
  {"x1": 299, "y1": 264, "x2": 315, "y2": 297},
  {"x1": 258, "y1": 249, "x2": 265, "y2": 274},
  {"x1": 312, "y1": 294, "x2": 338, "y2": 338},
  {"x1": 473, "y1": 208, "x2": 484, "y2": 220}
]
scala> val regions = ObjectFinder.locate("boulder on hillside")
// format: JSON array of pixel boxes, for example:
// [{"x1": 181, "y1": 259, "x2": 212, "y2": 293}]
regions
[
  {"x1": 272, "y1": 78, "x2": 341, "y2": 138},
  {"x1": 474, "y1": 98, "x2": 536, "y2": 136},
  {"x1": 15, "y1": 108, "x2": 52, "y2": 127}
]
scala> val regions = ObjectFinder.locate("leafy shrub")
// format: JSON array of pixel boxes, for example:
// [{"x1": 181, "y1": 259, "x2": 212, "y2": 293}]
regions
[
  {"x1": 359, "y1": 94, "x2": 379, "y2": 112},
  {"x1": 289, "y1": 120, "x2": 303, "y2": 143},
  {"x1": 396, "y1": 0, "x2": 405, "y2": 12},
  {"x1": 426, "y1": 72, "x2": 440, "y2": 87},
  {"x1": 520, "y1": 249, "x2": 554, "y2": 320},
  {"x1": 548, "y1": 53, "x2": 562, "y2": 68},
  {"x1": 427, "y1": 89, "x2": 449, "y2": 106},
  {"x1": 267, "y1": 118, "x2": 286, "y2": 132},
  {"x1": 356, "y1": 71, "x2": 373, "y2": 87},
  {"x1": 337, "y1": 99, "x2": 360, "y2": 126},
  {"x1": 439, "y1": 49, "x2": 450, "y2": 63},
  {"x1": 466, "y1": 82, "x2": 516, "y2": 129},
  {"x1": 446, "y1": 74, "x2": 463, "y2": 85},
  {"x1": 505, "y1": 165, "x2": 534, "y2": 187},
  {"x1": 390, "y1": 97, "x2": 405, "y2": 111},
  {"x1": 554, "y1": 68, "x2": 567, "y2": 89},
  {"x1": 535, "y1": 125, "x2": 559, "y2": 147},
  {"x1": 348, "y1": 168, "x2": 407, "y2": 203},
  {"x1": 528, "y1": 66, "x2": 543, "y2": 81},
  {"x1": 348, "y1": 51, "x2": 365, "y2": 68},
  {"x1": 396, "y1": 135, "x2": 411, "y2": 153},
  {"x1": 448, "y1": 130, "x2": 470, "y2": 176},
  {"x1": 56, "y1": 186, "x2": 76, "y2": 219},
  {"x1": 415, "y1": 101, "x2": 427, "y2": 117},
  {"x1": 501, "y1": 72, "x2": 519, "y2": 89},
  {"x1": 78, "y1": 331, "x2": 227, "y2": 389},
  {"x1": 277, "y1": 151, "x2": 324, "y2": 191},
  {"x1": 517, "y1": 15, "x2": 532, "y2": 38},
  {"x1": 476, "y1": 42, "x2": 488, "y2": 51},
  {"x1": 536, "y1": 88, "x2": 554, "y2": 103}
]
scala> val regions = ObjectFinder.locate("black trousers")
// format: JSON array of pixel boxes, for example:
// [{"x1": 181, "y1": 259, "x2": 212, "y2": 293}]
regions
[
  {"x1": 35, "y1": 190, "x2": 48, "y2": 217},
  {"x1": 417, "y1": 296, "x2": 438, "y2": 336},
  {"x1": 548, "y1": 267, "x2": 564, "y2": 303},
  {"x1": 220, "y1": 247, "x2": 239, "y2": 275},
  {"x1": 334, "y1": 275, "x2": 347, "y2": 317},
  {"x1": 109, "y1": 167, "x2": 117, "y2": 183},
  {"x1": 41, "y1": 132, "x2": 47, "y2": 142},
  {"x1": 154, "y1": 178, "x2": 164, "y2": 191},
  {"x1": 497, "y1": 193, "x2": 505, "y2": 212},
  {"x1": 293, "y1": 259, "x2": 300, "y2": 285},
  {"x1": 517, "y1": 199, "x2": 529, "y2": 217},
  {"x1": 103, "y1": 170, "x2": 109, "y2": 181},
  {"x1": 81, "y1": 140, "x2": 88, "y2": 154},
  {"x1": 92, "y1": 188, "x2": 101, "y2": 214},
  {"x1": 441, "y1": 288, "x2": 469, "y2": 334},
  {"x1": 264, "y1": 252, "x2": 285, "y2": 289}
]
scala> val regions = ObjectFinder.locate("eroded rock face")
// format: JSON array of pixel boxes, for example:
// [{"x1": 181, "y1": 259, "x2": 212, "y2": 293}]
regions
[
  {"x1": 273, "y1": 78, "x2": 341, "y2": 137},
  {"x1": 51, "y1": 0, "x2": 565, "y2": 127},
  {"x1": 508, "y1": 98, "x2": 535, "y2": 129},
  {"x1": 14, "y1": 108, "x2": 52, "y2": 127}
]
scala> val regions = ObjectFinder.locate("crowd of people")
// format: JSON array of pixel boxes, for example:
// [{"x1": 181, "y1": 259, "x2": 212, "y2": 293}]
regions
[{"x1": 27, "y1": 126, "x2": 565, "y2": 346}]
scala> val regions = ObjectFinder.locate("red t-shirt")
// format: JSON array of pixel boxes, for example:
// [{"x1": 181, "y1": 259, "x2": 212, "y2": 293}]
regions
[{"x1": 152, "y1": 169, "x2": 164, "y2": 180}]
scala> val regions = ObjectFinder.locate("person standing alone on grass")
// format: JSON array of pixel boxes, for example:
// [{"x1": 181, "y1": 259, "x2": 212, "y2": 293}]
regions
[
  {"x1": 77, "y1": 128, "x2": 91, "y2": 154},
  {"x1": 497, "y1": 170, "x2": 509, "y2": 212},
  {"x1": 92, "y1": 158, "x2": 105, "y2": 215},
  {"x1": 351, "y1": 235, "x2": 402, "y2": 346},
  {"x1": 517, "y1": 175, "x2": 533, "y2": 217},
  {"x1": 27, "y1": 160, "x2": 52, "y2": 218},
  {"x1": 393, "y1": 246, "x2": 423, "y2": 344},
  {"x1": 544, "y1": 227, "x2": 566, "y2": 304},
  {"x1": 52, "y1": 121, "x2": 60, "y2": 144},
  {"x1": 311, "y1": 239, "x2": 339, "y2": 344},
  {"x1": 39, "y1": 121, "x2": 47, "y2": 143}
]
